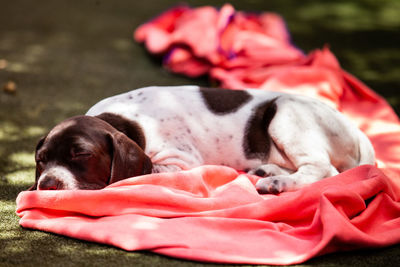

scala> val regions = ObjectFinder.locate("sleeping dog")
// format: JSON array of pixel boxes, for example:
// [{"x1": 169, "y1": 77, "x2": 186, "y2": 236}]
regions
[{"x1": 30, "y1": 86, "x2": 375, "y2": 194}]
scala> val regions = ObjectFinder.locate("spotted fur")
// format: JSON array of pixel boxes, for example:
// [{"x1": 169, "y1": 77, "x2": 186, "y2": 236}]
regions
[{"x1": 84, "y1": 86, "x2": 375, "y2": 193}]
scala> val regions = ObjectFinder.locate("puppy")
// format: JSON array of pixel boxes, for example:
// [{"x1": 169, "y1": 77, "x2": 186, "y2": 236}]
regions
[{"x1": 31, "y1": 86, "x2": 375, "y2": 193}]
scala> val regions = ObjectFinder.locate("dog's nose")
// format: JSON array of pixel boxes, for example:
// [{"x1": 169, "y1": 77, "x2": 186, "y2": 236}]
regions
[{"x1": 38, "y1": 175, "x2": 63, "y2": 190}]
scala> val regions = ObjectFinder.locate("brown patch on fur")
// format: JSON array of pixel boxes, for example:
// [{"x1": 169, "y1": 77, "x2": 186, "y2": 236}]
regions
[
  {"x1": 199, "y1": 87, "x2": 252, "y2": 114},
  {"x1": 243, "y1": 98, "x2": 278, "y2": 159}
]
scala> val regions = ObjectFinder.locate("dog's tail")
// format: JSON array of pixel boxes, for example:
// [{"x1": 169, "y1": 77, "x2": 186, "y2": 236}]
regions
[{"x1": 358, "y1": 130, "x2": 375, "y2": 165}]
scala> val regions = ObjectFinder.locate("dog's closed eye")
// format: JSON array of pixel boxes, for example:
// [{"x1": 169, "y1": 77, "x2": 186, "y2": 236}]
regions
[{"x1": 70, "y1": 148, "x2": 93, "y2": 160}]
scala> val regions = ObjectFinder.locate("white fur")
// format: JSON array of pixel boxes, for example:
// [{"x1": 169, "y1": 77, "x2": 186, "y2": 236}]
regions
[
  {"x1": 86, "y1": 86, "x2": 375, "y2": 193},
  {"x1": 38, "y1": 165, "x2": 78, "y2": 190}
]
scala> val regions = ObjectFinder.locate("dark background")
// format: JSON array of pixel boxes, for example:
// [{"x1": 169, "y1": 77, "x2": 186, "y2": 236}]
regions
[{"x1": 1, "y1": 0, "x2": 399, "y2": 266}]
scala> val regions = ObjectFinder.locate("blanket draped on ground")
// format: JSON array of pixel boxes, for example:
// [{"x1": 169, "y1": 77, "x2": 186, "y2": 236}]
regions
[{"x1": 17, "y1": 4, "x2": 400, "y2": 265}]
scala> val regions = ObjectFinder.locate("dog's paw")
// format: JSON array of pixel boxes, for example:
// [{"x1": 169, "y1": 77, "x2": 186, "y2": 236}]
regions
[
  {"x1": 248, "y1": 165, "x2": 297, "y2": 194},
  {"x1": 247, "y1": 164, "x2": 290, "y2": 178},
  {"x1": 255, "y1": 176, "x2": 296, "y2": 194}
]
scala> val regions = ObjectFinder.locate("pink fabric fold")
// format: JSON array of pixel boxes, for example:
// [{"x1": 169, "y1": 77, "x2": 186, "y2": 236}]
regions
[{"x1": 17, "y1": 4, "x2": 400, "y2": 265}]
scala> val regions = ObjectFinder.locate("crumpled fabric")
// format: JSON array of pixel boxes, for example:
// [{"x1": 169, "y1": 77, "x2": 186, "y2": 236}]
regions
[{"x1": 17, "y1": 4, "x2": 400, "y2": 265}]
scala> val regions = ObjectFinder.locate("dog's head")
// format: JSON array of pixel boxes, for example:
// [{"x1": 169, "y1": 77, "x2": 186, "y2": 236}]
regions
[{"x1": 30, "y1": 115, "x2": 152, "y2": 190}]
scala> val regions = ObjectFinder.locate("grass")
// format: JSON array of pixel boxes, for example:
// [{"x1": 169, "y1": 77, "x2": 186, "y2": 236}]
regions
[{"x1": 1, "y1": 0, "x2": 399, "y2": 266}]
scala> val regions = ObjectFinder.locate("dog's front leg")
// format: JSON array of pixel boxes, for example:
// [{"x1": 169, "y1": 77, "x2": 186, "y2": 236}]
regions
[
  {"x1": 152, "y1": 164, "x2": 184, "y2": 173},
  {"x1": 150, "y1": 148, "x2": 203, "y2": 174}
]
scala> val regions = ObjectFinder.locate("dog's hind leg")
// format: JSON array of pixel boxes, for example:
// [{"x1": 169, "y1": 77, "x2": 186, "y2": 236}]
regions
[{"x1": 252, "y1": 98, "x2": 341, "y2": 194}]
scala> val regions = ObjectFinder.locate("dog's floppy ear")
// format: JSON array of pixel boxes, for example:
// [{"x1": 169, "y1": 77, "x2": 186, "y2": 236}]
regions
[
  {"x1": 96, "y1": 113, "x2": 146, "y2": 149},
  {"x1": 29, "y1": 135, "x2": 46, "y2": 191},
  {"x1": 108, "y1": 131, "x2": 152, "y2": 185}
]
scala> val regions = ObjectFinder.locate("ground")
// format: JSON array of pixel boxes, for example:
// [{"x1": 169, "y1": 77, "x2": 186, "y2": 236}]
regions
[{"x1": 1, "y1": 0, "x2": 400, "y2": 266}]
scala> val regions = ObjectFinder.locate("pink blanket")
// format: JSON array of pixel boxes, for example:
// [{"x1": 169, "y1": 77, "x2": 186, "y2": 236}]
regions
[{"x1": 17, "y1": 4, "x2": 400, "y2": 265}]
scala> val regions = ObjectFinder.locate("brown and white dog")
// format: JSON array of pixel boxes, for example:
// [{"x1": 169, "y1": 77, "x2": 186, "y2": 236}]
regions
[{"x1": 31, "y1": 86, "x2": 375, "y2": 193}]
